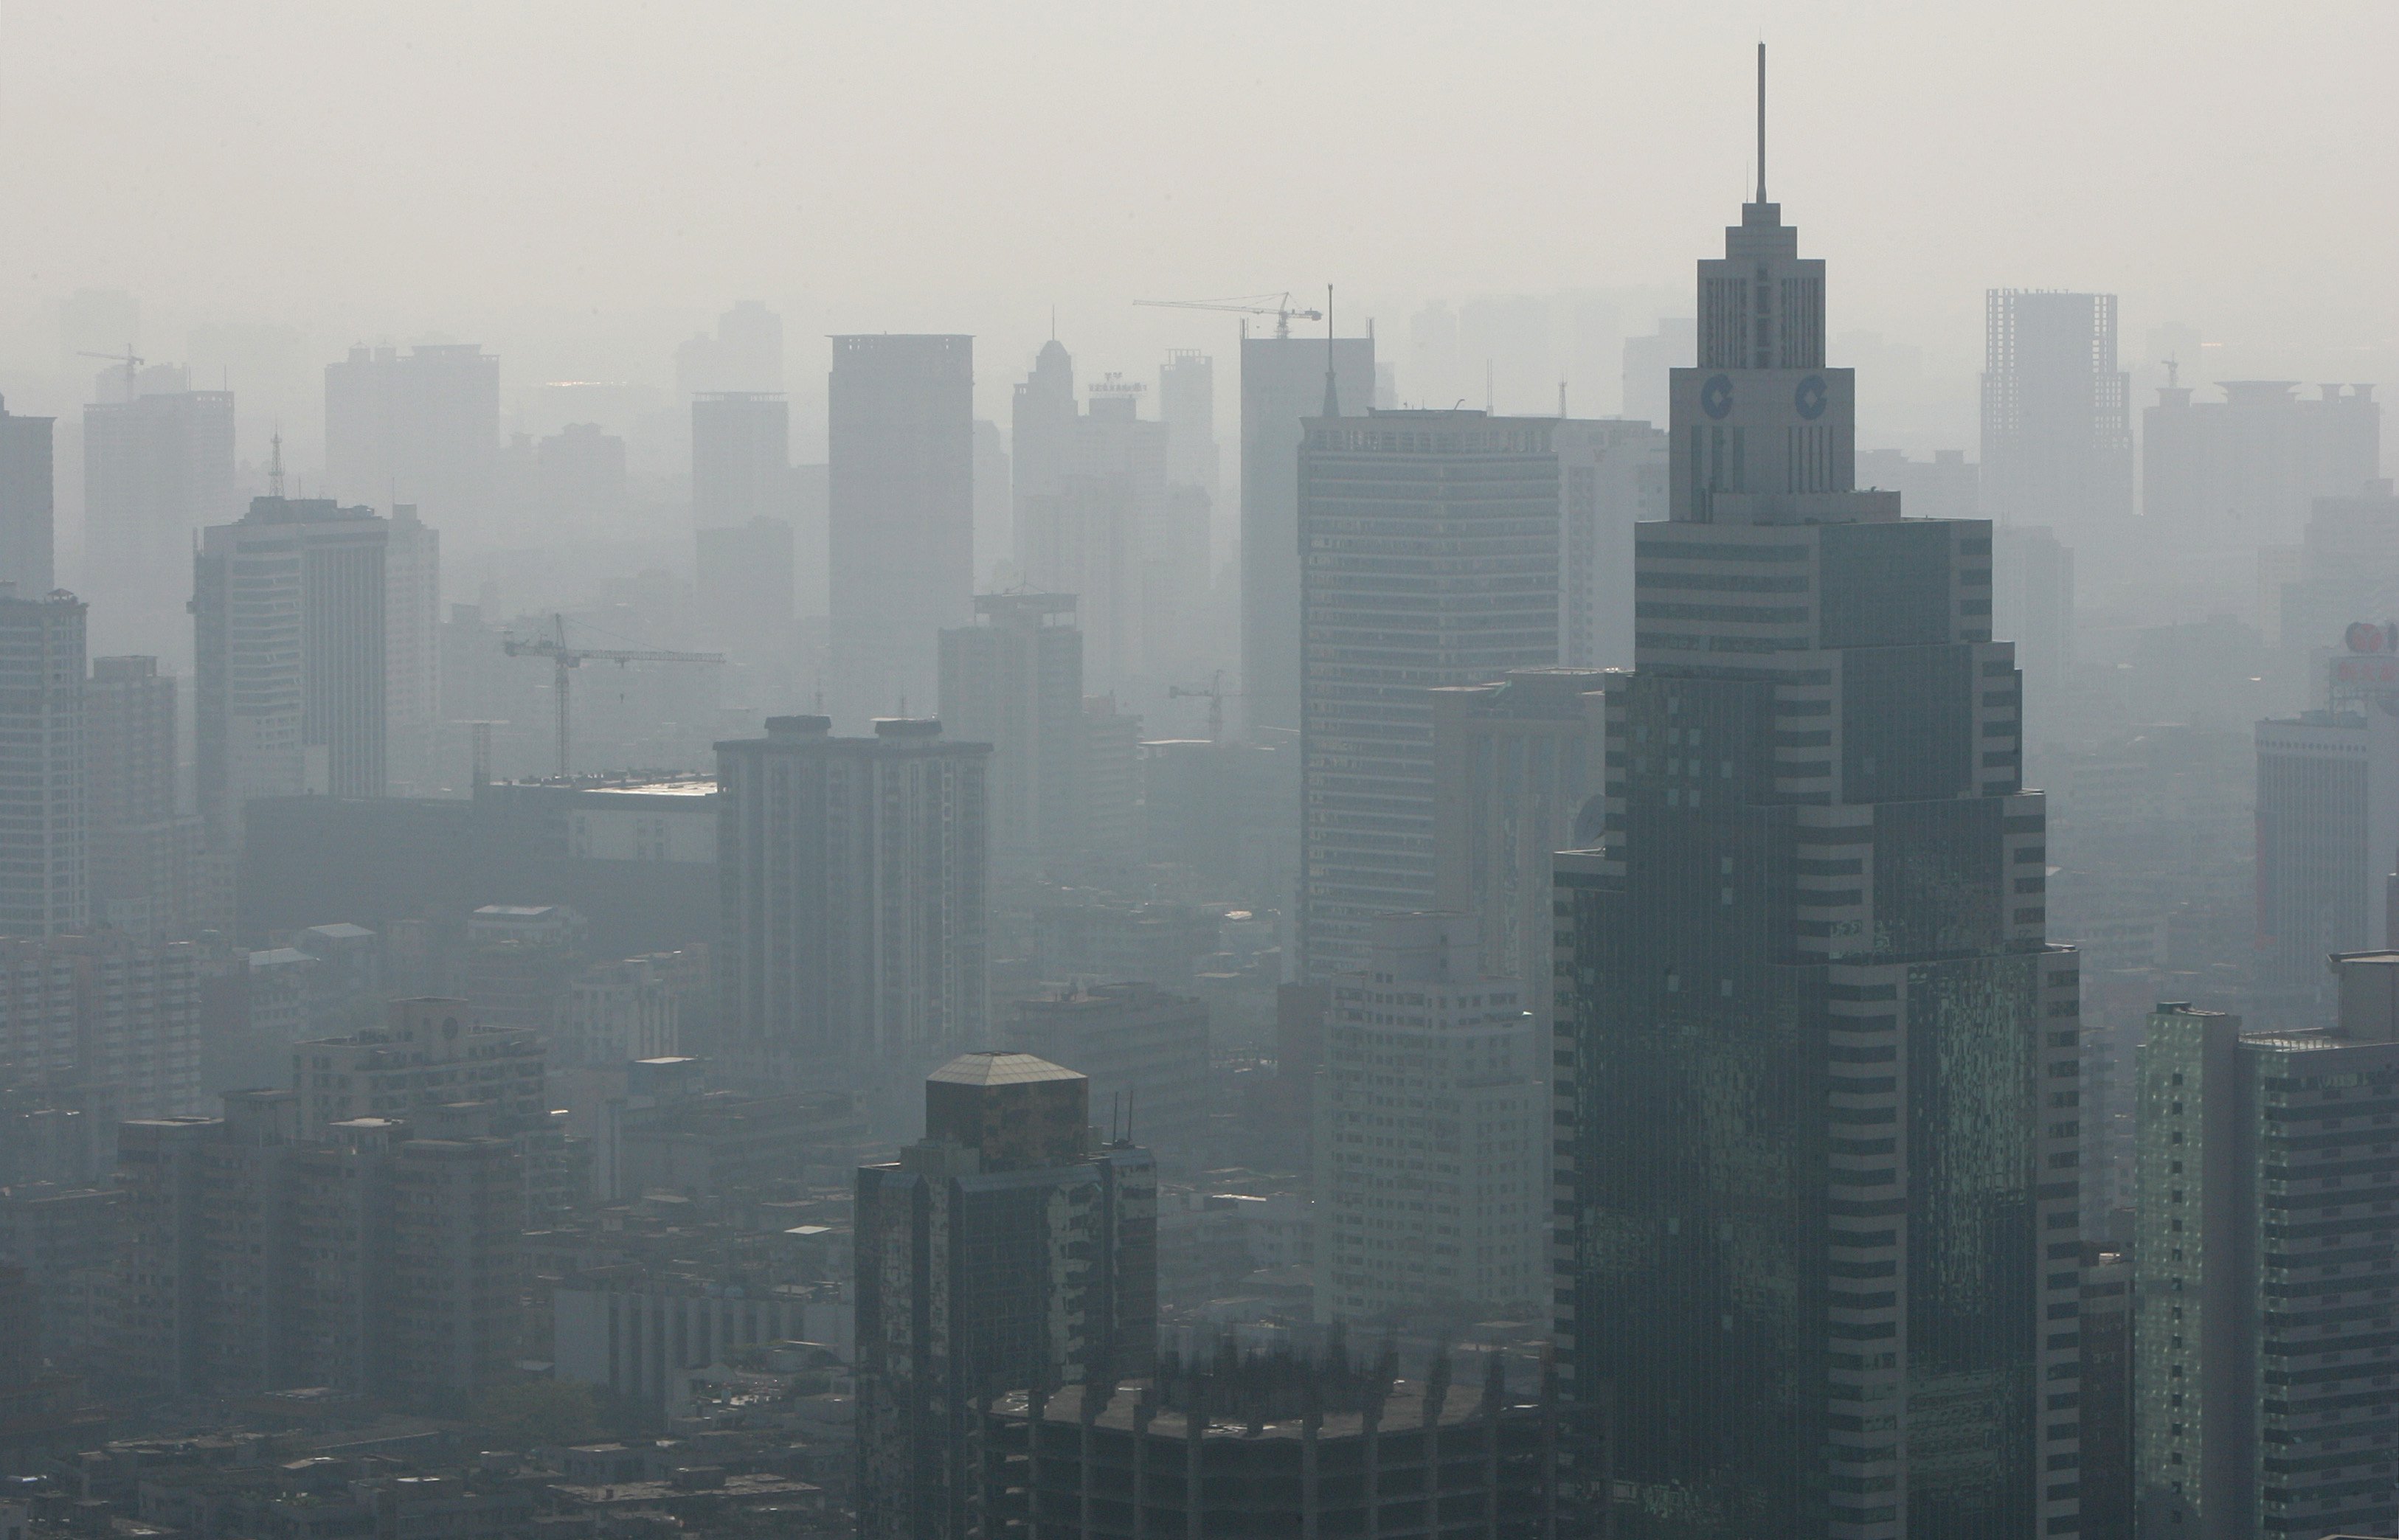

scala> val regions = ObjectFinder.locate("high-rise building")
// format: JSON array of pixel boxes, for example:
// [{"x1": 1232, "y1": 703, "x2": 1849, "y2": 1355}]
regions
[
  {"x1": 2133, "y1": 973, "x2": 2399, "y2": 1540},
  {"x1": 193, "y1": 498, "x2": 388, "y2": 849},
  {"x1": 1314, "y1": 912, "x2": 1543, "y2": 1322},
  {"x1": 854, "y1": 1052, "x2": 1155, "y2": 1540},
  {"x1": 1241, "y1": 331, "x2": 1375, "y2": 735},
  {"x1": 1621, "y1": 316, "x2": 1696, "y2": 428},
  {"x1": 87, "y1": 655, "x2": 197, "y2": 939},
  {"x1": 1158, "y1": 348, "x2": 1219, "y2": 510},
  {"x1": 937, "y1": 592, "x2": 1083, "y2": 870},
  {"x1": 696, "y1": 516, "x2": 796, "y2": 663},
  {"x1": 691, "y1": 392, "x2": 789, "y2": 530},
  {"x1": 323, "y1": 344, "x2": 499, "y2": 530},
  {"x1": 674, "y1": 301, "x2": 784, "y2": 398},
  {"x1": 1295, "y1": 409, "x2": 1563, "y2": 979},
  {"x1": 1430, "y1": 668, "x2": 1609, "y2": 1044},
  {"x1": 2144, "y1": 379, "x2": 2379, "y2": 552},
  {"x1": 971, "y1": 419, "x2": 1011, "y2": 586},
  {"x1": 1003, "y1": 982, "x2": 1211, "y2": 1171},
  {"x1": 0, "y1": 590, "x2": 84, "y2": 940},
  {"x1": 0, "y1": 398, "x2": 54, "y2": 595},
  {"x1": 384, "y1": 505, "x2": 440, "y2": 796},
  {"x1": 2273, "y1": 485, "x2": 2399, "y2": 653},
  {"x1": 1012, "y1": 360, "x2": 1171, "y2": 690},
  {"x1": 1558, "y1": 419, "x2": 1666, "y2": 671},
  {"x1": 714, "y1": 716, "x2": 989, "y2": 1101},
  {"x1": 1981, "y1": 290, "x2": 2133, "y2": 545},
  {"x1": 2254, "y1": 639, "x2": 2399, "y2": 1002},
  {"x1": 82, "y1": 386, "x2": 235, "y2": 662},
  {"x1": 828, "y1": 336, "x2": 974, "y2": 721},
  {"x1": 1554, "y1": 99, "x2": 2081, "y2": 1537},
  {"x1": 0, "y1": 931, "x2": 202, "y2": 1122}
]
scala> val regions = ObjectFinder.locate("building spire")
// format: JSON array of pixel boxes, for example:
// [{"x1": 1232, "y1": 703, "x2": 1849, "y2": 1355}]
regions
[
  {"x1": 269, "y1": 431, "x2": 285, "y2": 499},
  {"x1": 1321, "y1": 284, "x2": 1340, "y2": 417},
  {"x1": 1756, "y1": 41, "x2": 1768, "y2": 204}
]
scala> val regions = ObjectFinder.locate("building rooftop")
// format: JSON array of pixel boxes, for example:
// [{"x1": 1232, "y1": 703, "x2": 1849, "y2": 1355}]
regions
[{"x1": 926, "y1": 1051, "x2": 1082, "y2": 1088}]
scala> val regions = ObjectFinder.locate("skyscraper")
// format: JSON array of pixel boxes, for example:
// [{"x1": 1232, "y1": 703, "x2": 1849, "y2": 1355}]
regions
[
  {"x1": 87, "y1": 656, "x2": 198, "y2": 940},
  {"x1": 714, "y1": 715, "x2": 989, "y2": 1104},
  {"x1": 1010, "y1": 339, "x2": 1077, "y2": 547},
  {"x1": 854, "y1": 1052, "x2": 1155, "y2": 1540},
  {"x1": 1557, "y1": 419, "x2": 1667, "y2": 671},
  {"x1": 1158, "y1": 347, "x2": 1219, "y2": 510},
  {"x1": 2143, "y1": 379, "x2": 2380, "y2": 552},
  {"x1": 384, "y1": 505, "x2": 440, "y2": 797},
  {"x1": 937, "y1": 592, "x2": 1084, "y2": 871},
  {"x1": 1313, "y1": 912, "x2": 1544, "y2": 1322},
  {"x1": 1295, "y1": 409, "x2": 1564, "y2": 979},
  {"x1": 0, "y1": 589, "x2": 85, "y2": 940},
  {"x1": 1014, "y1": 373, "x2": 1169, "y2": 690},
  {"x1": 2133, "y1": 973, "x2": 2399, "y2": 1539},
  {"x1": 0, "y1": 398, "x2": 55, "y2": 595},
  {"x1": 828, "y1": 336, "x2": 974, "y2": 721},
  {"x1": 1981, "y1": 291, "x2": 2133, "y2": 544},
  {"x1": 82, "y1": 386, "x2": 235, "y2": 662},
  {"x1": 1241, "y1": 330, "x2": 1375, "y2": 735},
  {"x1": 690, "y1": 392, "x2": 790, "y2": 530},
  {"x1": 1430, "y1": 667, "x2": 1610, "y2": 1045},
  {"x1": 323, "y1": 344, "x2": 499, "y2": 529},
  {"x1": 193, "y1": 499, "x2": 388, "y2": 850},
  {"x1": 1555, "y1": 69, "x2": 2081, "y2": 1537}
]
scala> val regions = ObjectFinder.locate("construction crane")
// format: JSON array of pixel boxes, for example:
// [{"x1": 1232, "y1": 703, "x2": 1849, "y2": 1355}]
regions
[
  {"x1": 1167, "y1": 670, "x2": 1243, "y2": 745},
  {"x1": 502, "y1": 614, "x2": 724, "y2": 778},
  {"x1": 1134, "y1": 294, "x2": 1323, "y2": 339},
  {"x1": 76, "y1": 346, "x2": 144, "y2": 397}
]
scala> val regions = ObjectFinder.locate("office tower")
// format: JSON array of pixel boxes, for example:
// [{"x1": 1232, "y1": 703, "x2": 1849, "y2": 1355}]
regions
[
  {"x1": 193, "y1": 498, "x2": 388, "y2": 849},
  {"x1": 971, "y1": 419, "x2": 1011, "y2": 584},
  {"x1": 322, "y1": 344, "x2": 499, "y2": 528},
  {"x1": 1003, "y1": 982, "x2": 1211, "y2": 1171},
  {"x1": 715, "y1": 716, "x2": 989, "y2": 1099},
  {"x1": 1081, "y1": 696, "x2": 1142, "y2": 866},
  {"x1": 81, "y1": 386, "x2": 235, "y2": 662},
  {"x1": 384, "y1": 505, "x2": 440, "y2": 796},
  {"x1": 2255, "y1": 641, "x2": 2399, "y2": 1002},
  {"x1": 977, "y1": 1352, "x2": 1563, "y2": 1539},
  {"x1": 691, "y1": 392, "x2": 790, "y2": 530},
  {"x1": 937, "y1": 592, "x2": 1083, "y2": 870},
  {"x1": 854, "y1": 1052, "x2": 1156, "y2": 1540},
  {"x1": 2080, "y1": 1246, "x2": 2133, "y2": 1540},
  {"x1": 828, "y1": 336, "x2": 974, "y2": 721},
  {"x1": 0, "y1": 591, "x2": 85, "y2": 939},
  {"x1": 675, "y1": 300, "x2": 784, "y2": 398},
  {"x1": 2133, "y1": 975, "x2": 2399, "y2": 1540},
  {"x1": 2273, "y1": 485, "x2": 2399, "y2": 653},
  {"x1": 1295, "y1": 410, "x2": 1563, "y2": 979},
  {"x1": 1554, "y1": 103, "x2": 2081, "y2": 1538},
  {"x1": 0, "y1": 932, "x2": 202, "y2": 1121},
  {"x1": 1158, "y1": 348, "x2": 1220, "y2": 509},
  {"x1": 1430, "y1": 668, "x2": 1609, "y2": 1044},
  {"x1": 87, "y1": 656, "x2": 198, "y2": 940},
  {"x1": 695, "y1": 516, "x2": 795, "y2": 654},
  {"x1": 1981, "y1": 291, "x2": 2133, "y2": 543},
  {"x1": 1012, "y1": 358, "x2": 1171, "y2": 690},
  {"x1": 2144, "y1": 378, "x2": 2380, "y2": 551},
  {"x1": 1314, "y1": 912, "x2": 1543, "y2": 1322},
  {"x1": 1995, "y1": 524, "x2": 2076, "y2": 696},
  {"x1": 1621, "y1": 316, "x2": 1696, "y2": 427},
  {"x1": 111, "y1": 1088, "x2": 525, "y2": 1404},
  {"x1": 1557, "y1": 419, "x2": 1667, "y2": 670},
  {"x1": 533, "y1": 422, "x2": 628, "y2": 533},
  {"x1": 0, "y1": 399, "x2": 54, "y2": 594},
  {"x1": 1241, "y1": 330, "x2": 1375, "y2": 734}
]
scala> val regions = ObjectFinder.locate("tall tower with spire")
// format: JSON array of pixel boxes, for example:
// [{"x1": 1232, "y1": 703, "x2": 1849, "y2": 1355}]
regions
[{"x1": 1553, "y1": 50, "x2": 2084, "y2": 1540}]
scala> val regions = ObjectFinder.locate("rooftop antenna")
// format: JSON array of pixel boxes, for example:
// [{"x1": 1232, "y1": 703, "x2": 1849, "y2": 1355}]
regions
[
  {"x1": 1756, "y1": 41, "x2": 1768, "y2": 203},
  {"x1": 1320, "y1": 285, "x2": 1340, "y2": 417},
  {"x1": 268, "y1": 431, "x2": 285, "y2": 499},
  {"x1": 2165, "y1": 355, "x2": 2181, "y2": 389}
]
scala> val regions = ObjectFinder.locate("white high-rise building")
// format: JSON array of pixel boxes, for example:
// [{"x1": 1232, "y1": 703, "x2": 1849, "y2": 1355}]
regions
[{"x1": 1312, "y1": 912, "x2": 1543, "y2": 1322}]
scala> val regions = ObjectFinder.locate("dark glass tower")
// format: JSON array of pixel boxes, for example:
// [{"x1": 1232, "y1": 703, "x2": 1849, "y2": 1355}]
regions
[{"x1": 1554, "y1": 66, "x2": 2085, "y2": 1540}]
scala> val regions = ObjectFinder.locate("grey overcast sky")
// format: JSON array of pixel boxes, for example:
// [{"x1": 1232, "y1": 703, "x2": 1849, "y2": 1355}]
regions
[{"x1": 2, "y1": 1, "x2": 2393, "y2": 422}]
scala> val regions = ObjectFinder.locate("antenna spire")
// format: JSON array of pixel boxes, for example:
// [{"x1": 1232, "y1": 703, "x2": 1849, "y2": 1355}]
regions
[
  {"x1": 1756, "y1": 41, "x2": 1768, "y2": 204},
  {"x1": 268, "y1": 431, "x2": 285, "y2": 499}
]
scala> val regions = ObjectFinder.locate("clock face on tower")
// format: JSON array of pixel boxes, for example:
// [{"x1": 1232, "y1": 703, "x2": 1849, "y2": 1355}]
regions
[
  {"x1": 1700, "y1": 374, "x2": 1734, "y2": 420},
  {"x1": 1795, "y1": 375, "x2": 1828, "y2": 420}
]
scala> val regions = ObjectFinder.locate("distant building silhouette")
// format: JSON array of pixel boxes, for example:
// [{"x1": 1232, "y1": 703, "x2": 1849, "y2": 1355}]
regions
[
  {"x1": 828, "y1": 335, "x2": 974, "y2": 721},
  {"x1": 1981, "y1": 290, "x2": 2133, "y2": 546},
  {"x1": 83, "y1": 385, "x2": 235, "y2": 664},
  {"x1": 323, "y1": 343, "x2": 499, "y2": 529},
  {"x1": 0, "y1": 398, "x2": 53, "y2": 595},
  {"x1": 2144, "y1": 378, "x2": 2379, "y2": 552},
  {"x1": 938, "y1": 592, "x2": 1083, "y2": 872},
  {"x1": 690, "y1": 391, "x2": 789, "y2": 530}
]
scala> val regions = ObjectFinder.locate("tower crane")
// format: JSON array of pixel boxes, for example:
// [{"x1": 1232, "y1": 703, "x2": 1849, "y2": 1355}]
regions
[
  {"x1": 1167, "y1": 670, "x2": 1244, "y2": 745},
  {"x1": 76, "y1": 346, "x2": 144, "y2": 397},
  {"x1": 1133, "y1": 294, "x2": 1323, "y2": 339},
  {"x1": 502, "y1": 614, "x2": 724, "y2": 778}
]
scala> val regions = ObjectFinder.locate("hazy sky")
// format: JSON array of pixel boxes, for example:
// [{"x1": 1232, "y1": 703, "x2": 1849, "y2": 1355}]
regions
[{"x1": 4, "y1": 1, "x2": 2395, "y2": 431}]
